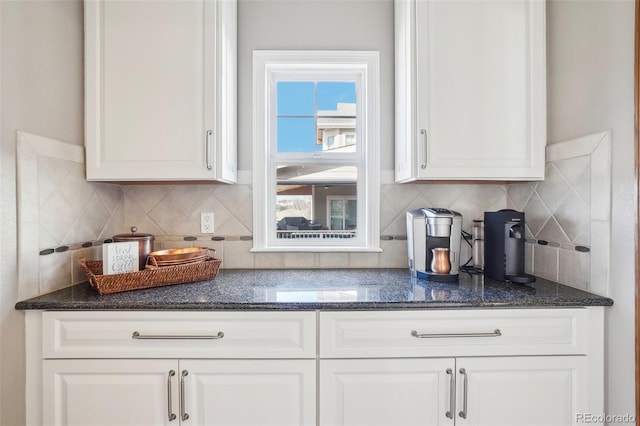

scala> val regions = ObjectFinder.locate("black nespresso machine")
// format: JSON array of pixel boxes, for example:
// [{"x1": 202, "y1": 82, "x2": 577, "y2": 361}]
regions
[
  {"x1": 484, "y1": 209, "x2": 535, "y2": 284},
  {"x1": 407, "y1": 208, "x2": 462, "y2": 282}
]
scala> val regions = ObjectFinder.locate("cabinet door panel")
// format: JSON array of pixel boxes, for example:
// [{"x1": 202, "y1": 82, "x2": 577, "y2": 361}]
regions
[
  {"x1": 395, "y1": 0, "x2": 545, "y2": 181},
  {"x1": 418, "y1": 1, "x2": 527, "y2": 164},
  {"x1": 181, "y1": 359, "x2": 316, "y2": 426},
  {"x1": 85, "y1": 0, "x2": 237, "y2": 182},
  {"x1": 416, "y1": 0, "x2": 544, "y2": 178},
  {"x1": 43, "y1": 359, "x2": 177, "y2": 426},
  {"x1": 320, "y1": 358, "x2": 455, "y2": 426},
  {"x1": 86, "y1": 0, "x2": 209, "y2": 179},
  {"x1": 458, "y1": 356, "x2": 588, "y2": 426},
  {"x1": 102, "y1": 1, "x2": 205, "y2": 163}
]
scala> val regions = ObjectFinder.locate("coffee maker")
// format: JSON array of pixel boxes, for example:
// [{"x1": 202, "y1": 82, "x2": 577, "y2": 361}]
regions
[
  {"x1": 484, "y1": 209, "x2": 536, "y2": 284},
  {"x1": 406, "y1": 208, "x2": 462, "y2": 282}
]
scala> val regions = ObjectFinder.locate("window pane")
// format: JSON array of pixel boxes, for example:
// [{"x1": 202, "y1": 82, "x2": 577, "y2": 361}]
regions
[
  {"x1": 276, "y1": 81, "x2": 357, "y2": 154},
  {"x1": 274, "y1": 182, "x2": 357, "y2": 240},
  {"x1": 317, "y1": 82, "x2": 356, "y2": 110},
  {"x1": 277, "y1": 82, "x2": 315, "y2": 116},
  {"x1": 317, "y1": 82, "x2": 356, "y2": 153},
  {"x1": 277, "y1": 117, "x2": 317, "y2": 152}
]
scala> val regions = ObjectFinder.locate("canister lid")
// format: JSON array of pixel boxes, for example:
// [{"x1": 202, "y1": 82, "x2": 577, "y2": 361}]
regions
[{"x1": 113, "y1": 226, "x2": 155, "y2": 241}]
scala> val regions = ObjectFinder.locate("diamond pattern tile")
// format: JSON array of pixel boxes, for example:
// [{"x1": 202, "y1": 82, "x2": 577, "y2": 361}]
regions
[
  {"x1": 16, "y1": 129, "x2": 610, "y2": 299},
  {"x1": 535, "y1": 163, "x2": 571, "y2": 213},
  {"x1": 506, "y1": 182, "x2": 535, "y2": 211},
  {"x1": 148, "y1": 196, "x2": 198, "y2": 235},
  {"x1": 509, "y1": 156, "x2": 593, "y2": 246},
  {"x1": 170, "y1": 185, "x2": 216, "y2": 214},
  {"x1": 554, "y1": 189, "x2": 589, "y2": 243},
  {"x1": 554, "y1": 156, "x2": 590, "y2": 203},
  {"x1": 507, "y1": 130, "x2": 612, "y2": 292},
  {"x1": 536, "y1": 216, "x2": 570, "y2": 244},
  {"x1": 522, "y1": 192, "x2": 552, "y2": 236}
]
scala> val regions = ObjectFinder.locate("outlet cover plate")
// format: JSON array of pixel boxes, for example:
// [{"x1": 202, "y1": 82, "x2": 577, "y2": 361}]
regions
[{"x1": 200, "y1": 212, "x2": 214, "y2": 233}]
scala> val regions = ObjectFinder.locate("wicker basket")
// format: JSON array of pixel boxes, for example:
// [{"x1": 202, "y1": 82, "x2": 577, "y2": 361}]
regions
[{"x1": 79, "y1": 256, "x2": 221, "y2": 295}]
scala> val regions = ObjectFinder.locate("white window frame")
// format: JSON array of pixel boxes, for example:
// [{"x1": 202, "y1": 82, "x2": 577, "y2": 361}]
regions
[{"x1": 252, "y1": 50, "x2": 380, "y2": 252}]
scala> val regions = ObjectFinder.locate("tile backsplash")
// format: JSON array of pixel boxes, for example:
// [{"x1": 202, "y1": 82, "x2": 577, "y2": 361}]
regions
[
  {"x1": 506, "y1": 130, "x2": 611, "y2": 295},
  {"x1": 16, "y1": 130, "x2": 610, "y2": 299}
]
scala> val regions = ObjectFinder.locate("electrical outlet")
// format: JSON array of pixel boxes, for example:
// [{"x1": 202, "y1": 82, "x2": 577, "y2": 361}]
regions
[{"x1": 200, "y1": 212, "x2": 215, "y2": 234}]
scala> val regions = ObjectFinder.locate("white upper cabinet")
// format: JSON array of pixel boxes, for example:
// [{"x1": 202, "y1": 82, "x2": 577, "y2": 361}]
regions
[
  {"x1": 84, "y1": 0, "x2": 237, "y2": 182},
  {"x1": 395, "y1": 0, "x2": 546, "y2": 182}
]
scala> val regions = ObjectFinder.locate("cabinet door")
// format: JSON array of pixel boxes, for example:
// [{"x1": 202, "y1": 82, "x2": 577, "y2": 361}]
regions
[
  {"x1": 180, "y1": 359, "x2": 316, "y2": 426},
  {"x1": 395, "y1": 0, "x2": 545, "y2": 181},
  {"x1": 457, "y1": 356, "x2": 589, "y2": 426},
  {"x1": 320, "y1": 358, "x2": 455, "y2": 426},
  {"x1": 85, "y1": 0, "x2": 236, "y2": 182},
  {"x1": 43, "y1": 359, "x2": 178, "y2": 426}
]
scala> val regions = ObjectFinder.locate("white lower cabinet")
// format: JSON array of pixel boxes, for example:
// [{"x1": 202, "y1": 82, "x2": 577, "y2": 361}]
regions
[
  {"x1": 32, "y1": 311, "x2": 317, "y2": 426},
  {"x1": 26, "y1": 308, "x2": 605, "y2": 426},
  {"x1": 318, "y1": 309, "x2": 603, "y2": 426},
  {"x1": 319, "y1": 356, "x2": 587, "y2": 426},
  {"x1": 43, "y1": 359, "x2": 315, "y2": 426}
]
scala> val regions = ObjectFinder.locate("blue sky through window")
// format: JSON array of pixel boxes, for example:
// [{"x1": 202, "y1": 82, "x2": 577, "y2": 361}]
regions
[{"x1": 276, "y1": 81, "x2": 356, "y2": 152}]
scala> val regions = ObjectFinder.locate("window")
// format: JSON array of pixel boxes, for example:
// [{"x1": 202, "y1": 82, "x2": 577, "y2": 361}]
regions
[{"x1": 252, "y1": 51, "x2": 380, "y2": 251}]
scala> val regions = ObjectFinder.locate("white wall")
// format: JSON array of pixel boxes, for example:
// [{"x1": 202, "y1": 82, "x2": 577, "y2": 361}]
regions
[
  {"x1": 546, "y1": 0, "x2": 636, "y2": 423},
  {"x1": 0, "y1": 1, "x2": 83, "y2": 425},
  {"x1": 237, "y1": 0, "x2": 395, "y2": 173}
]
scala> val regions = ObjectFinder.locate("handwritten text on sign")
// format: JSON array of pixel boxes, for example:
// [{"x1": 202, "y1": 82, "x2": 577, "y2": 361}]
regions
[{"x1": 102, "y1": 241, "x2": 139, "y2": 275}]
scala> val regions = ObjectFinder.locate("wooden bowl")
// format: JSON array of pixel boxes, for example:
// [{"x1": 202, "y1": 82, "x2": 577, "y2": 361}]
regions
[{"x1": 149, "y1": 247, "x2": 210, "y2": 263}]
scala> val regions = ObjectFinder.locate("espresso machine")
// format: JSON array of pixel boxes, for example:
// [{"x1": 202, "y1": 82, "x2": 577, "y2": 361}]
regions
[
  {"x1": 484, "y1": 209, "x2": 536, "y2": 284},
  {"x1": 407, "y1": 208, "x2": 462, "y2": 282}
]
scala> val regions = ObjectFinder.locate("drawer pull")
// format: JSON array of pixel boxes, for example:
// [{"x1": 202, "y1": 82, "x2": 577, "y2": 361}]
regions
[
  {"x1": 410, "y1": 329, "x2": 501, "y2": 339},
  {"x1": 458, "y1": 368, "x2": 468, "y2": 419},
  {"x1": 205, "y1": 129, "x2": 213, "y2": 170},
  {"x1": 167, "y1": 370, "x2": 177, "y2": 421},
  {"x1": 420, "y1": 129, "x2": 428, "y2": 169},
  {"x1": 132, "y1": 331, "x2": 224, "y2": 340},
  {"x1": 445, "y1": 368, "x2": 455, "y2": 419},
  {"x1": 181, "y1": 370, "x2": 190, "y2": 421}
]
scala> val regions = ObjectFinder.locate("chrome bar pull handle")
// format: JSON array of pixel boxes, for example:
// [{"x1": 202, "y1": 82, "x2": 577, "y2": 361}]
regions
[
  {"x1": 458, "y1": 368, "x2": 468, "y2": 419},
  {"x1": 411, "y1": 329, "x2": 501, "y2": 339},
  {"x1": 206, "y1": 129, "x2": 213, "y2": 170},
  {"x1": 167, "y1": 370, "x2": 177, "y2": 421},
  {"x1": 446, "y1": 368, "x2": 455, "y2": 419},
  {"x1": 181, "y1": 370, "x2": 190, "y2": 421},
  {"x1": 132, "y1": 331, "x2": 224, "y2": 340},
  {"x1": 420, "y1": 129, "x2": 427, "y2": 169}
]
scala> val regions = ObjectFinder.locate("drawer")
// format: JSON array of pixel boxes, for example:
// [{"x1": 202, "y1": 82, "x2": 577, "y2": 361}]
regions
[
  {"x1": 319, "y1": 308, "x2": 590, "y2": 358},
  {"x1": 43, "y1": 311, "x2": 316, "y2": 359}
]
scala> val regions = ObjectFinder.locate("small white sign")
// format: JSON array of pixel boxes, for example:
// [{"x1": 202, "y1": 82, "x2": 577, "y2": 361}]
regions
[{"x1": 102, "y1": 241, "x2": 139, "y2": 275}]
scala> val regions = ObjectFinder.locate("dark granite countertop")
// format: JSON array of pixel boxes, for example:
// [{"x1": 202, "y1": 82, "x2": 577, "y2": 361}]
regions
[{"x1": 15, "y1": 269, "x2": 613, "y2": 311}]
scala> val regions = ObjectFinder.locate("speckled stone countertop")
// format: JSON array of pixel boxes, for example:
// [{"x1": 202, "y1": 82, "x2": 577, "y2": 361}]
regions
[{"x1": 15, "y1": 268, "x2": 613, "y2": 311}]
